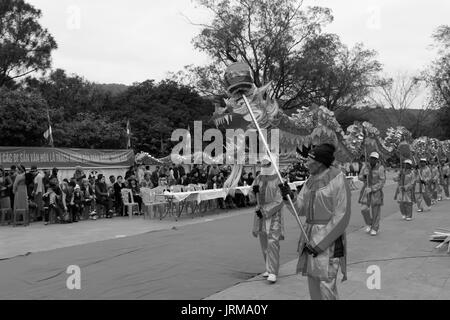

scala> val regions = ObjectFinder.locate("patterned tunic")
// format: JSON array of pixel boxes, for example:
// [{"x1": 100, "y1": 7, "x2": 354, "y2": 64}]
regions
[
  {"x1": 290, "y1": 167, "x2": 351, "y2": 281},
  {"x1": 251, "y1": 174, "x2": 285, "y2": 239}
]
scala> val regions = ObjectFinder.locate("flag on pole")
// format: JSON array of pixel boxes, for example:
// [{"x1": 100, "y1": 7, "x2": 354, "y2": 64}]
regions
[
  {"x1": 44, "y1": 111, "x2": 54, "y2": 147},
  {"x1": 126, "y1": 120, "x2": 131, "y2": 149}
]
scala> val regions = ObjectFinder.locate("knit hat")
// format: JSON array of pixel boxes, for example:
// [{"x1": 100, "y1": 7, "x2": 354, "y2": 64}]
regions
[{"x1": 308, "y1": 143, "x2": 335, "y2": 168}]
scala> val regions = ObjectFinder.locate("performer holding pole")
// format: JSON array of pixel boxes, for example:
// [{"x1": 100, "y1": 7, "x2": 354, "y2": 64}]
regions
[{"x1": 279, "y1": 143, "x2": 351, "y2": 300}]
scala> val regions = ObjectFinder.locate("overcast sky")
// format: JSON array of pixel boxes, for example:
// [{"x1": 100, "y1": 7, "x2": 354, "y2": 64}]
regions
[{"x1": 27, "y1": 0, "x2": 450, "y2": 105}]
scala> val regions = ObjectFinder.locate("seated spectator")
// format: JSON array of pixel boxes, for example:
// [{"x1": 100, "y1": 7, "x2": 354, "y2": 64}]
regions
[
  {"x1": 199, "y1": 171, "x2": 208, "y2": 184},
  {"x1": 81, "y1": 178, "x2": 95, "y2": 217},
  {"x1": 189, "y1": 171, "x2": 200, "y2": 185},
  {"x1": 128, "y1": 178, "x2": 142, "y2": 214},
  {"x1": 178, "y1": 173, "x2": 189, "y2": 186},
  {"x1": 108, "y1": 175, "x2": 116, "y2": 189}
]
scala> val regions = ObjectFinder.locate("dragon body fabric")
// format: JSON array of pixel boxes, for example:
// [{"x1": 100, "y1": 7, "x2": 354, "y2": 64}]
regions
[{"x1": 212, "y1": 62, "x2": 393, "y2": 169}]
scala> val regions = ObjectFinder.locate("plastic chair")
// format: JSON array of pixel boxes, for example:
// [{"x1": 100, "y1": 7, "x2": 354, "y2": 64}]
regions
[
  {"x1": 121, "y1": 189, "x2": 139, "y2": 219},
  {"x1": 141, "y1": 188, "x2": 166, "y2": 219}
]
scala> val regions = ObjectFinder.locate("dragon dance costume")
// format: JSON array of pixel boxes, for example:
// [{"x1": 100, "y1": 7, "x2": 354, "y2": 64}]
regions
[
  {"x1": 393, "y1": 159, "x2": 415, "y2": 220},
  {"x1": 251, "y1": 155, "x2": 285, "y2": 283},
  {"x1": 358, "y1": 152, "x2": 386, "y2": 235},
  {"x1": 283, "y1": 144, "x2": 351, "y2": 300},
  {"x1": 415, "y1": 159, "x2": 432, "y2": 212},
  {"x1": 442, "y1": 162, "x2": 450, "y2": 199}
]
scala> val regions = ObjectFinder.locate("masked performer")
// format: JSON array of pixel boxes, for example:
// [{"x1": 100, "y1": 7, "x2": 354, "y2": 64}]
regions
[
  {"x1": 358, "y1": 152, "x2": 386, "y2": 236},
  {"x1": 441, "y1": 159, "x2": 450, "y2": 200},
  {"x1": 279, "y1": 143, "x2": 351, "y2": 300},
  {"x1": 430, "y1": 158, "x2": 443, "y2": 203},
  {"x1": 251, "y1": 154, "x2": 285, "y2": 284},
  {"x1": 393, "y1": 159, "x2": 415, "y2": 221}
]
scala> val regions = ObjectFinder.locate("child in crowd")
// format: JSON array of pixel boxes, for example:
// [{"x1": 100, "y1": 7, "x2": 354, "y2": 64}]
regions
[{"x1": 70, "y1": 185, "x2": 84, "y2": 222}]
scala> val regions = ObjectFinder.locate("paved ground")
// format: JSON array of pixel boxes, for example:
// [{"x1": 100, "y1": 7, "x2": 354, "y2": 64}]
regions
[
  {"x1": 206, "y1": 199, "x2": 450, "y2": 300},
  {"x1": 0, "y1": 177, "x2": 401, "y2": 300}
]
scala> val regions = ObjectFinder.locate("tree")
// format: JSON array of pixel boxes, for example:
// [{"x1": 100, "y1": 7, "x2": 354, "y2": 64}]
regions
[
  {"x1": 186, "y1": 0, "x2": 382, "y2": 112},
  {"x1": 286, "y1": 37, "x2": 381, "y2": 112},
  {"x1": 0, "y1": 87, "x2": 49, "y2": 146},
  {"x1": 0, "y1": 0, "x2": 57, "y2": 87},
  {"x1": 109, "y1": 80, "x2": 216, "y2": 157},
  {"x1": 424, "y1": 25, "x2": 450, "y2": 138},
  {"x1": 25, "y1": 69, "x2": 110, "y2": 119},
  {"x1": 191, "y1": 0, "x2": 332, "y2": 94},
  {"x1": 52, "y1": 113, "x2": 127, "y2": 149},
  {"x1": 369, "y1": 72, "x2": 424, "y2": 127}
]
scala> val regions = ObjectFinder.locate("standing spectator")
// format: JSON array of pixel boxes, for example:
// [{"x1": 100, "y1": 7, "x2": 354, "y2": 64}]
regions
[
  {"x1": 43, "y1": 182, "x2": 58, "y2": 225},
  {"x1": 0, "y1": 167, "x2": 13, "y2": 215},
  {"x1": 32, "y1": 168, "x2": 45, "y2": 222},
  {"x1": 247, "y1": 172, "x2": 255, "y2": 186},
  {"x1": 140, "y1": 172, "x2": 154, "y2": 188},
  {"x1": 167, "y1": 165, "x2": 176, "y2": 186},
  {"x1": 64, "y1": 181, "x2": 76, "y2": 223},
  {"x1": 50, "y1": 168, "x2": 59, "y2": 185},
  {"x1": 13, "y1": 164, "x2": 29, "y2": 225},
  {"x1": 73, "y1": 166, "x2": 86, "y2": 186},
  {"x1": 174, "y1": 164, "x2": 185, "y2": 182},
  {"x1": 8, "y1": 165, "x2": 17, "y2": 209},
  {"x1": 95, "y1": 174, "x2": 113, "y2": 218},
  {"x1": 151, "y1": 166, "x2": 160, "y2": 187},
  {"x1": 114, "y1": 176, "x2": 125, "y2": 216},
  {"x1": 137, "y1": 164, "x2": 146, "y2": 184},
  {"x1": 125, "y1": 165, "x2": 136, "y2": 180},
  {"x1": 208, "y1": 164, "x2": 220, "y2": 177},
  {"x1": 26, "y1": 165, "x2": 38, "y2": 200},
  {"x1": 159, "y1": 165, "x2": 168, "y2": 178}
]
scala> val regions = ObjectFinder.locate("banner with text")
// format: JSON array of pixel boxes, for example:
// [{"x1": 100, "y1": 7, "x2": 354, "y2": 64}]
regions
[{"x1": 0, "y1": 147, "x2": 134, "y2": 168}]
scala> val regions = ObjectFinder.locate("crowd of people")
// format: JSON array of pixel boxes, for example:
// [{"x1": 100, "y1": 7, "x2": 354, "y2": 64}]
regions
[{"x1": 0, "y1": 162, "x2": 276, "y2": 226}]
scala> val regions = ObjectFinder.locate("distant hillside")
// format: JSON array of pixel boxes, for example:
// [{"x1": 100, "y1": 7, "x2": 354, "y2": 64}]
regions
[
  {"x1": 94, "y1": 83, "x2": 129, "y2": 96},
  {"x1": 346, "y1": 107, "x2": 442, "y2": 138}
]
